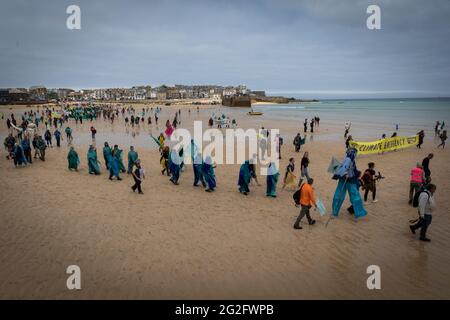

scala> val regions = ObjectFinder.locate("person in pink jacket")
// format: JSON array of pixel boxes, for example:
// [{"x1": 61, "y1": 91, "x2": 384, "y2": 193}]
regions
[{"x1": 409, "y1": 163, "x2": 425, "y2": 205}]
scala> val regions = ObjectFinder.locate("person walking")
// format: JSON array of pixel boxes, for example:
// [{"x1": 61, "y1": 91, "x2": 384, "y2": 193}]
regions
[
  {"x1": 438, "y1": 130, "x2": 447, "y2": 149},
  {"x1": 54, "y1": 128, "x2": 61, "y2": 147},
  {"x1": 410, "y1": 184, "x2": 436, "y2": 242},
  {"x1": 300, "y1": 152, "x2": 311, "y2": 184},
  {"x1": 44, "y1": 129, "x2": 52, "y2": 147},
  {"x1": 344, "y1": 122, "x2": 351, "y2": 138},
  {"x1": 421, "y1": 153, "x2": 434, "y2": 183},
  {"x1": 282, "y1": 158, "x2": 296, "y2": 190},
  {"x1": 361, "y1": 162, "x2": 378, "y2": 203},
  {"x1": 417, "y1": 130, "x2": 425, "y2": 149},
  {"x1": 131, "y1": 160, "x2": 144, "y2": 194},
  {"x1": 293, "y1": 178, "x2": 317, "y2": 229}
]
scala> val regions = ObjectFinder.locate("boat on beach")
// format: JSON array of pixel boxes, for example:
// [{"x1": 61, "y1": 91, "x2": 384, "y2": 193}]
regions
[{"x1": 247, "y1": 111, "x2": 263, "y2": 116}]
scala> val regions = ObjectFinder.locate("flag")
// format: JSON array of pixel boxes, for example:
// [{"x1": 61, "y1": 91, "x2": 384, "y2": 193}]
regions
[
  {"x1": 316, "y1": 198, "x2": 326, "y2": 216},
  {"x1": 327, "y1": 157, "x2": 341, "y2": 174},
  {"x1": 150, "y1": 134, "x2": 161, "y2": 148}
]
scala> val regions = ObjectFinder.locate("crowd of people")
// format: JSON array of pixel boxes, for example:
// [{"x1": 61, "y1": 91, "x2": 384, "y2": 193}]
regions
[{"x1": 2, "y1": 105, "x2": 445, "y2": 242}]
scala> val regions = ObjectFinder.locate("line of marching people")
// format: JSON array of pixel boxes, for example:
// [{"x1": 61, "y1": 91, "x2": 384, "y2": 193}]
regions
[{"x1": 67, "y1": 143, "x2": 146, "y2": 194}]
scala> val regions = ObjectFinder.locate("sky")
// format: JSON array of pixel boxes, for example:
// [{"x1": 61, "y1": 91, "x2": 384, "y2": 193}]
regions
[{"x1": 1, "y1": 0, "x2": 450, "y2": 99}]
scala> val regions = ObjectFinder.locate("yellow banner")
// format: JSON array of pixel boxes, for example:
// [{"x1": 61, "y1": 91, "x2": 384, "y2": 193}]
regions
[{"x1": 349, "y1": 135, "x2": 418, "y2": 155}]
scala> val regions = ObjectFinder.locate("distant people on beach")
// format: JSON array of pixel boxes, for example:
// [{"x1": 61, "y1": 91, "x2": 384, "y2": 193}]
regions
[
  {"x1": 417, "y1": 130, "x2": 425, "y2": 149},
  {"x1": 276, "y1": 134, "x2": 283, "y2": 159},
  {"x1": 344, "y1": 122, "x2": 351, "y2": 138},
  {"x1": 435, "y1": 121, "x2": 441, "y2": 137},
  {"x1": 54, "y1": 128, "x2": 61, "y2": 147},
  {"x1": 44, "y1": 129, "x2": 52, "y2": 147},
  {"x1": 90, "y1": 126, "x2": 97, "y2": 141},
  {"x1": 65, "y1": 126, "x2": 73, "y2": 144},
  {"x1": 438, "y1": 130, "x2": 447, "y2": 148},
  {"x1": 293, "y1": 133, "x2": 303, "y2": 152}
]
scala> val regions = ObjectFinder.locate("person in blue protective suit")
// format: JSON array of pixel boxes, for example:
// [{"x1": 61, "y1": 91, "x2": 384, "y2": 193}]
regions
[
  {"x1": 331, "y1": 148, "x2": 367, "y2": 219},
  {"x1": 87, "y1": 145, "x2": 101, "y2": 175},
  {"x1": 238, "y1": 160, "x2": 252, "y2": 195},
  {"x1": 193, "y1": 153, "x2": 206, "y2": 187},
  {"x1": 266, "y1": 162, "x2": 280, "y2": 197},
  {"x1": 169, "y1": 149, "x2": 181, "y2": 185},
  {"x1": 202, "y1": 156, "x2": 216, "y2": 192}
]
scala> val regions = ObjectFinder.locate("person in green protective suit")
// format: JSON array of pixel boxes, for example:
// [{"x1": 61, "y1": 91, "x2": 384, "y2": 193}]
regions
[
  {"x1": 266, "y1": 162, "x2": 280, "y2": 197},
  {"x1": 67, "y1": 146, "x2": 80, "y2": 171},
  {"x1": 238, "y1": 160, "x2": 252, "y2": 195},
  {"x1": 103, "y1": 142, "x2": 112, "y2": 170},
  {"x1": 127, "y1": 146, "x2": 138, "y2": 174},
  {"x1": 113, "y1": 145, "x2": 126, "y2": 173},
  {"x1": 87, "y1": 145, "x2": 101, "y2": 175}
]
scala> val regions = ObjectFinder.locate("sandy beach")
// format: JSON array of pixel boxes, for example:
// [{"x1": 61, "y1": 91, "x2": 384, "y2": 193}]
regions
[{"x1": 0, "y1": 103, "x2": 449, "y2": 299}]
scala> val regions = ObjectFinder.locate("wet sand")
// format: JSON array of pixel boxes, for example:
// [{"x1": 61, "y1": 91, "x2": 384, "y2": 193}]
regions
[{"x1": 0, "y1": 104, "x2": 449, "y2": 299}]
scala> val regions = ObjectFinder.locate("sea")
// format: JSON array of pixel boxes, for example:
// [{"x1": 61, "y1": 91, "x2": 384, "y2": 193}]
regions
[{"x1": 250, "y1": 97, "x2": 450, "y2": 140}]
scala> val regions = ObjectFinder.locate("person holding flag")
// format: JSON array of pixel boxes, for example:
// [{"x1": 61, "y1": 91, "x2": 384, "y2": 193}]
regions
[{"x1": 331, "y1": 148, "x2": 367, "y2": 219}]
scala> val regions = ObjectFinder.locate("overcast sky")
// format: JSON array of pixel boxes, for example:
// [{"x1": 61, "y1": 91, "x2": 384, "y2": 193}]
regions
[{"x1": 1, "y1": 0, "x2": 450, "y2": 98}]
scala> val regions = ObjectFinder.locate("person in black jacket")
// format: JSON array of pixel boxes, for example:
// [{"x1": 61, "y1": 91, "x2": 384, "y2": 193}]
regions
[{"x1": 422, "y1": 153, "x2": 434, "y2": 183}]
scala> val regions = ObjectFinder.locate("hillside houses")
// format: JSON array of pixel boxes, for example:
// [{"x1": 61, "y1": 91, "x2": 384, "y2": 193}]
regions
[{"x1": 0, "y1": 84, "x2": 259, "y2": 104}]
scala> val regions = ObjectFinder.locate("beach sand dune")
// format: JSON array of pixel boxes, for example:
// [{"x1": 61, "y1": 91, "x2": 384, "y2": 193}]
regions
[{"x1": 0, "y1": 104, "x2": 449, "y2": 299}]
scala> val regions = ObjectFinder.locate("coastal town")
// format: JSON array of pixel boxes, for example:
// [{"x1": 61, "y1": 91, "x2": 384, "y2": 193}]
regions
[
  {"x1": 0, "y1": 84, "x2": 262, "y2": 104},
  {"x1": 0, "y1": 84, "x2": 318, "y2": 106}
]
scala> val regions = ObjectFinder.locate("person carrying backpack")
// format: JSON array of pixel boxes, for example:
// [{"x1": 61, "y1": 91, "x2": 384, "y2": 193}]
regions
[
  {"x1": 410, "y1": 184, "x2": 436, "y2": 242},
  {"x1": 293, "y1": 178, "x2": 317, "y2": 230}
]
